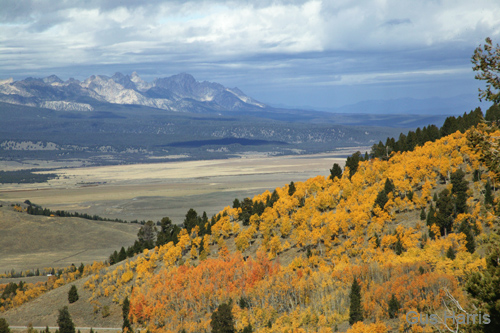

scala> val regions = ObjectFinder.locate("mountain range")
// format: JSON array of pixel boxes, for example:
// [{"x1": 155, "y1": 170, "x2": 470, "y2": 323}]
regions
[{"x1": 0, "y1": 72, "x2": 265, "y2": 113}]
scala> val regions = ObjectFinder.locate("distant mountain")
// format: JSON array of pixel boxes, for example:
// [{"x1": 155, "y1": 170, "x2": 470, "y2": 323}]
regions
[
  {"x1": 0, "y1": 72, "x2": 266, "y2": 113},
  {"x1": 325, "y1": 95, "x2": 483, "y2": 115},
  {"x1": 267, "y1": 94, "x2": 485, "y2": 116}
]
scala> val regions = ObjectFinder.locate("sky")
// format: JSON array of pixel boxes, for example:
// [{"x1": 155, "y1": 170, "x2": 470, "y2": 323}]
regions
[{"x1": 1, "y1": 0, "x2": 500, "y2": 110}]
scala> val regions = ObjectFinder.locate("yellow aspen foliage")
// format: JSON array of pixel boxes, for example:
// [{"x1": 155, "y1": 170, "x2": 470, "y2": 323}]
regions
[
  {"x1": 121, "y1": 270, "x2": 134, "y2": 284},
  {"x1": 163, "y1": 243, "x2": 182, "y2": 267},
  {"x1": 177, "y1": 228, "x2": 191, "y2": 249},
  {"x1": 268, "y1": 235, "x2": 282, "y2": 259}
]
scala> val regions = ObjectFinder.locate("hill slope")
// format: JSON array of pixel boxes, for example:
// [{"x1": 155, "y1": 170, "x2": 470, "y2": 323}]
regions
[
  {"x1": 2, "y1": 126, "x2": 500, "y2": 332},
  {"x1": 0, "y1": 203, "x2": 139, "y2": 273}
]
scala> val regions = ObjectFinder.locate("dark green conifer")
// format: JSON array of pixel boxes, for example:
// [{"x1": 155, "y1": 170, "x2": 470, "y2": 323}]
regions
[
  {"x1": 459, "y1": 219, "x2": 476, "y2": 253},
  {"x1": 57, "y1": 306, "x2": 75, "y2": 333},
  {"x1": 210, "y1": 302, "x2": 235, "y2": 333},
  {"x1": 466, "y1": 241, "x2": 500, "y2": 332},
  {"x1": 329, "y1": 163, "x2": 343, "y2": 180},
  {"x1": 485, "y1": 179, "x2": 494, "y2": 206},
  {"x1": 446, "y1": 246, "x2": 456, "y2": 260},
  {"x1": 374, "y1": 190, "x2": 388, "y2": 210},
  {"x1": 349, "y1": 278, "x2": 363, "y2": 325},
  {"x1": 388, "y1": 294, "x2": 401, "y2": 318},
  {"x1": 420, "y1": 208, "x2": 426, "y2": 220},
  {"x1": 122, "y1": 296, "x2": 133, "y2": 332},
  {"x1": 68, "y1": 285, "x2": 78, "y2": 304},
  {"x1": 0, "y1": 318, "x2": 10, "y2": 333}
]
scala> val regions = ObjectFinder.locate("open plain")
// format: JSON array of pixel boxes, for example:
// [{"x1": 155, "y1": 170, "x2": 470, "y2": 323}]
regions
[{"x1": 0, "y1": 150, "x2": 356, "y2": 224}]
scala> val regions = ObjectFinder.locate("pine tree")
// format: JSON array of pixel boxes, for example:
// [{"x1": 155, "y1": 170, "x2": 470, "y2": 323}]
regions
[
  {"x1": 384, "y1": 178, "x2": 394, "y2": 194},
  {"x1": 232, "y1": 198, "x2": 240, "y2": 209},
  {"x1": 451, "y1": 169, "x2": 468, "y2": 214},
  {"x1": 374, "y1": 190, "x2": 388, "y2": 210},
  {"x1": 466, "y1": 241, "x2": 500, "y2": 332},
  {"x1": 420, "y1": 208, "x2": 426, "y2": 220},
  {"x1": 0, "y1": 318, "x2": 10, "y2": 333},
  {"x1": 122, "y1": 296, "x2": 133, "y2": 332},
  {"x1": 329, "y1": 163, "x2": 343, "y2": 180},
  {"x1": 57, "y1": 306, "x2": 75, "y2": 333},
  {"x1": 118, "y1": 247, "x2": 127, "y2": 262},
  {"x1": 459, "y1": 219, "x2": 476, "y2": 253},
  {"x1": 349, "y1": 278, "x2": 363, "y2": 325},
  {"x1": 446, "y1": 246, "x2": 456, "y2": 260},
  {"x1": 210, "y1": 302, "x2": 235, "y2": 333},
  {"x1": 485, "y1": 179, "x2": 494, "y2": 206},
  {"x1": 388, "y1": 294, "x2": 401, "y2": 318},
  {"x1": 288, "y1": 181, "x2": 296, "y2": 196},
  {"x1": 68, "y1": 285, "x2": 78, "y2": 304}
]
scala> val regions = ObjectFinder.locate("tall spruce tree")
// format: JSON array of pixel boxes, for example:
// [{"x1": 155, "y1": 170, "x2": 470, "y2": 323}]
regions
[
  {"x1": 450, "y1": 169, "x2": 468, "y2": 215},
  {"x1": 388, "y1": 294, "x2": 401, "y2": 319},
  {"x1": 0, "y1": 318, "x2": 10, "y2": 333},
  {"x1": 68, "y1": 285, "x2": 78, "y2": 304},
  {"x1": 122, "y1": 296, "x2": 133, "y2": 332},
  {"x1": 57, "y1": 306, "x2": 75, "y2": 333},
  {"x1": 485, "y1": 179, "x2": 494, "y2": 206},
  {"x1": 210, "y1": 302, "x2": 235, "y2": 333},
  {"x1": 349, "y1": 278, "x2": 363, "y2": 325},
  {"x1": 329, "y1": 163, "x2": 343, "y2": 180}
]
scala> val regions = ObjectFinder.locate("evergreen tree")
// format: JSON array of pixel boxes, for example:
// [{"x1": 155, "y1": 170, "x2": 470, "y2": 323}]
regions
[
  {"x1": 394, "y1": 236, "x2": 404, "y2": 255},
  {"x1": 446, "y1": 246, "x2": 456, "y2": 260},
  {"x1": 435, "y1": 189, "x2": 454, "y2": 236},
  {"x1": 459, "y1": 219, "x2": 476, "y2": 253},
  {"x1": 122, "y1": 296, "x2": 133, "y2": 332},
  {"x1": 466, "y1": 241, "x2": 500, "y2": 332},
  {"x1": 420, "y1": 207, "x2": 426, "y2": 220},
  {"x1": 345, "y1": 152, "x2": 362, "y2": 178},
  {"x1": 0, "y1": 318, "x2": 10, "y2": 333},
  {"x1": 57, "y1": 306, "x2": 75, "y2": 333},
  {"x1": 118, "y1": 247, "x2": 127, "y2": 262},
  {"x1": 267, "y1": 190, "x2": 279, "y2": 207},
  {"x1": 288, "y1": 181, "x2": 296, "y2": 196},
  {"x1": 68, "y1": 285, "x2": 78, "y2": 304},
  {"x1": 485, "y1": 179, "x2": 494, "y2": 206},
  {"x1": 349, "y1": 278, "x2": 363, "y2": 325},
  {"x1": 450, "y1": 169, "x2": 468, "y2": 214},
  {"x1": 210, "y1": 302, "x2": 235, "y2": 333},
  {"x1": 388, "y1": 294, "x2": 401, "y2": 319},
  {"x1": 373, "y1": 190, "x2": 388, "y2": 210},
  {"x1": 473, "y1": 169, "x2": 481, "y2": 182},
  {"x1": 78, "y1": 263, "x2": 84, "y2": 275},
  {"x1": 384, "y1": 178, "x2": 394, "y2": 194},
  {"x1": 329, "y1": 163, "x2": 343, "y2": 180},
  {"x1": 183, "y1": 209, "x2": 200, "y2": 234},
  {"x1": 232, "y1": 198, "x2": 240, "y2": 209}
]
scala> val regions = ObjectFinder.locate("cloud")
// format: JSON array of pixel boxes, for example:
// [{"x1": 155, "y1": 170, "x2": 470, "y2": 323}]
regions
[{"x1": 1, "y1": 0, "x2": 500, "y2": 108}]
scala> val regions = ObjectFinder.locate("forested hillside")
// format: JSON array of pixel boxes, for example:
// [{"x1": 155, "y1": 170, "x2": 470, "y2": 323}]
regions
[
  {"x1": 116, "y1": 121, "x2": 500, "y2": 333},
  {"x1": 4, "y1": 114, "x2": 499, "y2": 332}
]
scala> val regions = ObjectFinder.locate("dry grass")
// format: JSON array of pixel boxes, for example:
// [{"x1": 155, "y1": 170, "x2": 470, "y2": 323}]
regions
[
  {"x1": 0, "y1": 151, "x2": 355, "y2": 223},
  {"x1": 0, "y1": 205, "x2": 140, "y2": 273}
]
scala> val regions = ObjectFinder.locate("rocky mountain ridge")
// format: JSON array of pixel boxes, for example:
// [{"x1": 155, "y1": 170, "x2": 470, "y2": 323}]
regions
[{"x1": 0, "y1": 72, "x2": 265, "y2": 113}]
